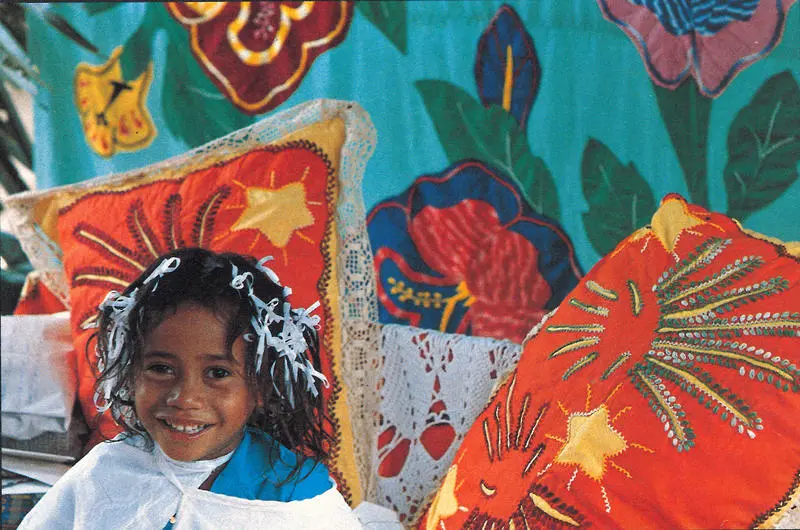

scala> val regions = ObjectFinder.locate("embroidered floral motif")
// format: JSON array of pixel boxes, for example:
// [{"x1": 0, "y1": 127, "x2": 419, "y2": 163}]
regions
[
  {"x1": 367, "y1": 160, "x2": 582, "y2": 344},
  {"x1": 74, "y1": 46, "x2": 156, "y2": 157},
  {"x1": 166, "y1": 2, "x2": 353, "y2": 114},
  {"x1": 597, "y1": 0, "x2": 796, "y2": 97},
  {"x1": 71, "y1": 187, "x2": 231, "y2": 295}
]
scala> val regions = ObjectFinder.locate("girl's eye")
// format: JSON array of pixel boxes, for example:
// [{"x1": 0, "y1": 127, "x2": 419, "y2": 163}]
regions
[
  {"x1": 207, "y1": 367, "x2": 231, "y2": 379},
  {"x1": 145, "y1": 363, "x2": 174, "y2": 375}
]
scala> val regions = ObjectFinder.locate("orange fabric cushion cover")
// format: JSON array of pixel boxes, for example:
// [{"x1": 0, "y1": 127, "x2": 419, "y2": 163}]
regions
[
  {"x1": 419, "y1": 195, "x2": 800, "y2": 528},
  {"x1": 55, "y1": 140, "x2": 355, "y2": 494}
]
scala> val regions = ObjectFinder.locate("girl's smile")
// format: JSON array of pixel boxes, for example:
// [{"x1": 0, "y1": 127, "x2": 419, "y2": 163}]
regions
[{"x1": 134, "y1": 302, "x2": 258, "y2": 462}]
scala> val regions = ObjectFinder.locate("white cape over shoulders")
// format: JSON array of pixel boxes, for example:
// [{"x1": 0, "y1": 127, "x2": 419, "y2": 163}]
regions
[{"x1": 19, "y1": 438, "x2": 362, "y2": 530}]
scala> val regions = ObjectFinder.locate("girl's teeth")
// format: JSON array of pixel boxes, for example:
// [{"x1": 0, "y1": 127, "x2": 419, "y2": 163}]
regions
[{"x1": 165, "y1": 421, "x2": 206, "y2": 433}]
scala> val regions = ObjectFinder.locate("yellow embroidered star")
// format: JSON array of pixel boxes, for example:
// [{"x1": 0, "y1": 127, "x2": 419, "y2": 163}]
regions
[
  {"x1": 231, "y1": 181, "x2": 314, "y2": 248},
  {"x1": 554, "y1": 404, "x2": 627, "y2": 480}
]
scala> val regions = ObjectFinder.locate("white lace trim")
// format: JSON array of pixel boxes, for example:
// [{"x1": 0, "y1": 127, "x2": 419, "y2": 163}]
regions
[{"x1": 373, "y1": 324, "x2": 524, "y2": 523}]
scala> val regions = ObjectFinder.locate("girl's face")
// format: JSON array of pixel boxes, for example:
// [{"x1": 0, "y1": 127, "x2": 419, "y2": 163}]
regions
[{"x1": 133, "y1": 302, "x2": 258, "y2": 461}]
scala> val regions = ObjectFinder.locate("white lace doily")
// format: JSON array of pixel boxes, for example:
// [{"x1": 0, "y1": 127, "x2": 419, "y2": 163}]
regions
[{"x1": 373, "y1": 323, "x2": 524, "y2": 524}]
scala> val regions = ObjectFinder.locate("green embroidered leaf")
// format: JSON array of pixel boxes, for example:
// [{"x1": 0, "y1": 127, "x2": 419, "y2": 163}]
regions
[
  {"x1": 415, "y1": 79, "x2": 559, "y2": 220},
  {"x1": 581, "y1": 138, "x2": 657, "y2": 256},
  {"x1": 161, "y1": 15, "x2": 255, "y2": 147},
  {"x1": 653, "y1": 79, "x2": 711, "y2": 208},
  {"x1": 724, "y1": 71, "x2": 800, "y2": 221},
  {"x1": 356, "y1": 2, "x2": 407, "y2": 55},
  {"x1": 118, "y1": 4, "x2": 164, "y2": 81}
]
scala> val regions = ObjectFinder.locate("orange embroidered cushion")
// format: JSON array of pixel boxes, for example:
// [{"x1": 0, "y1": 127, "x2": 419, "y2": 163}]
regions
[
  {"x1": 59, "y1": 143, "x2": 334, "y2": 439},
  {"x1": 419, "y1": 194, "x2": 800, "y2": 529},
  {"x1": 2, "y1": 101, "x2": 379, "y2": 506}
]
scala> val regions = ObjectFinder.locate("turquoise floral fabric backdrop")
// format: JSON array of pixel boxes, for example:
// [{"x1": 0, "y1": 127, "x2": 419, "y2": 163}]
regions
[{"x1": 29, "y1": 1, "x2": 799, "y2": 343}]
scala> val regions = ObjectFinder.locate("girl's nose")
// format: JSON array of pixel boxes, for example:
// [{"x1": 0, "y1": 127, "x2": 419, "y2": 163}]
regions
[{"x1": 165, "y1": 377, "x2": 203, "y2": 408}]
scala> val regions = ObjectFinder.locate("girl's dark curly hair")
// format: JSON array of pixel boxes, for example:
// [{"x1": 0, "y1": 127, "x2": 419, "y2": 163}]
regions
[{"x1": 92, "y1": 247, "x2": 332, "y2": 481}]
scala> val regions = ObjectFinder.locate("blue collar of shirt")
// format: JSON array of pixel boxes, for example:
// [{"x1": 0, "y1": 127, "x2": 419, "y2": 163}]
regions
[{"x1": 209, "y1": 428, "x2": 333, "y2": 502}]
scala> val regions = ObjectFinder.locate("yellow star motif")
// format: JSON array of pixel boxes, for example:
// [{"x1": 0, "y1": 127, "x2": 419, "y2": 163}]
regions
[
  {"x1": 231, "y1": 182, "x2": 314, "y2": 248},
  {"x1": 622, "y1": 196, "x2": 706, "y2": 256},
  {"x1": 554, "y1": 404, "x2": 627, "y2": 480}
]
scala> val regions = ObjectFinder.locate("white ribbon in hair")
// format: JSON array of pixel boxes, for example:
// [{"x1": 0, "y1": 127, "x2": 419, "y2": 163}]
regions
[
  {"x1": 232, "y1": 256, "x2": 328, "y2": 405},
  {"x1": 94, "y1": 257, "x2": 182, "y2": 412},
  {"x1": 94, "y1": 288, "x2": 139, "y2": 411},
  {"x1": 257, "y1": 256, "x2": 292, "y2": 297},
  {"x1": 143, "y1": 257, "x2": 180, "y2": 291}
]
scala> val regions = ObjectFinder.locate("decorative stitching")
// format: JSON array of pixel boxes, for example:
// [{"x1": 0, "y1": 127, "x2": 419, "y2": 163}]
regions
[
  {"x1": 627, "y1": 280, "x2": 643, "y2": 316},
  {"x1": 126, "y1": 198, "x2": 164, "y2": 259},
  {"x1": 751, "y1": 468, "x2": 800, "y2": 527},
  {"x1": 311, "y1": 138, "x2": 353, "y2": 503},
  {"x1": 548, "y1": 336, "x2": 600, "y2": 359},
  {"x1": 73, "y1": 223, "x2": 148, "y2": 273},
  {"x1": 162, "y1": 194, "x2": 185, "y2": 250},
  {"x1": 569, "y1": 298, "x2": 610, "y2": 317},
  {"x1": 72, "y1": 266, "x2": 135, "y2": 290},
  {"x1": 546, "y1": 324, "x2": 605, "y2": 333},
  {"x1": 191, "y1": 186, "x2": 231, "y2": 247},
  {"x1": 586, "y1": 280, "x2": 618, "y2": 300},
  {"x1": 601, "y1": 352, "x2": 631, "y2": 381},
  {"x1": 562, "y1": 352, "x2": 599, "y2": 380}
]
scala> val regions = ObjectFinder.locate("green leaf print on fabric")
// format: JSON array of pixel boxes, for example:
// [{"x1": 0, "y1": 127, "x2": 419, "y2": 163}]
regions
[
  {"x1": 356, "y1": 2, "x2": 407, "y2": 55},
  {"x1": 145, "y1": 6, "x2": 253, "y2": 147},
  {"x1": 581, "y1": 138, "x2": 657, "y2": 256},
  {"x1": 653, "y1": 79, "x2": 712, "y2": 208},
  {"x1": 118, "y1": 10, "x2": 156, "y2": 81},
  {"x1": 415, "y1": 79, "x2": 559, "y2": 221},
  {"x1": 724, "y1": 70, "x2": 800, "y2": 222}
]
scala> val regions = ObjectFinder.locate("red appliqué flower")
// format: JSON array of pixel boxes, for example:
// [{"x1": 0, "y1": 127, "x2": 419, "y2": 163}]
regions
[
  {"x1": 367, "y1": 160, "x2": 582, "y2": 344},
  {"x1": 167, "y1": 2, "x2": 353, "y2": 114}
]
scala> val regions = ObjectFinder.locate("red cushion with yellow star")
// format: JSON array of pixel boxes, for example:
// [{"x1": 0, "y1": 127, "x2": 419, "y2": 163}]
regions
[
  {"x1": 418, "y1": 194, "x2": 800, "y2": 529},
  {"x1": 1, "y1": 101, "x2": 377, "y2": 507},
  {"x1": 59, "y1": 141, "x2": 334, "y2": 439}
]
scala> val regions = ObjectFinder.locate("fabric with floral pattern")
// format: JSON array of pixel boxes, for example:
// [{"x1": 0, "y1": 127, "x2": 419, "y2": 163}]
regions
[
  {"x1": 166, "y1": 2, "x2": 353, "y2": 114},
  {"x1": 597, "y1": 0, "x2": 798, "y2": 97},
  {"x1": 74, "y1": 46, "x2": 156, "y2": 157},
  {"x1": 367, "y1": 160, "x2": 582, "y2": 344}
]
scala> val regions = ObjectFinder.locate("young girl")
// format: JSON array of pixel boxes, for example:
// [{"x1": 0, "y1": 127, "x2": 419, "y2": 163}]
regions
[{"x1": 20, "y1": 248, "x2": 362, "y2": 529}]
